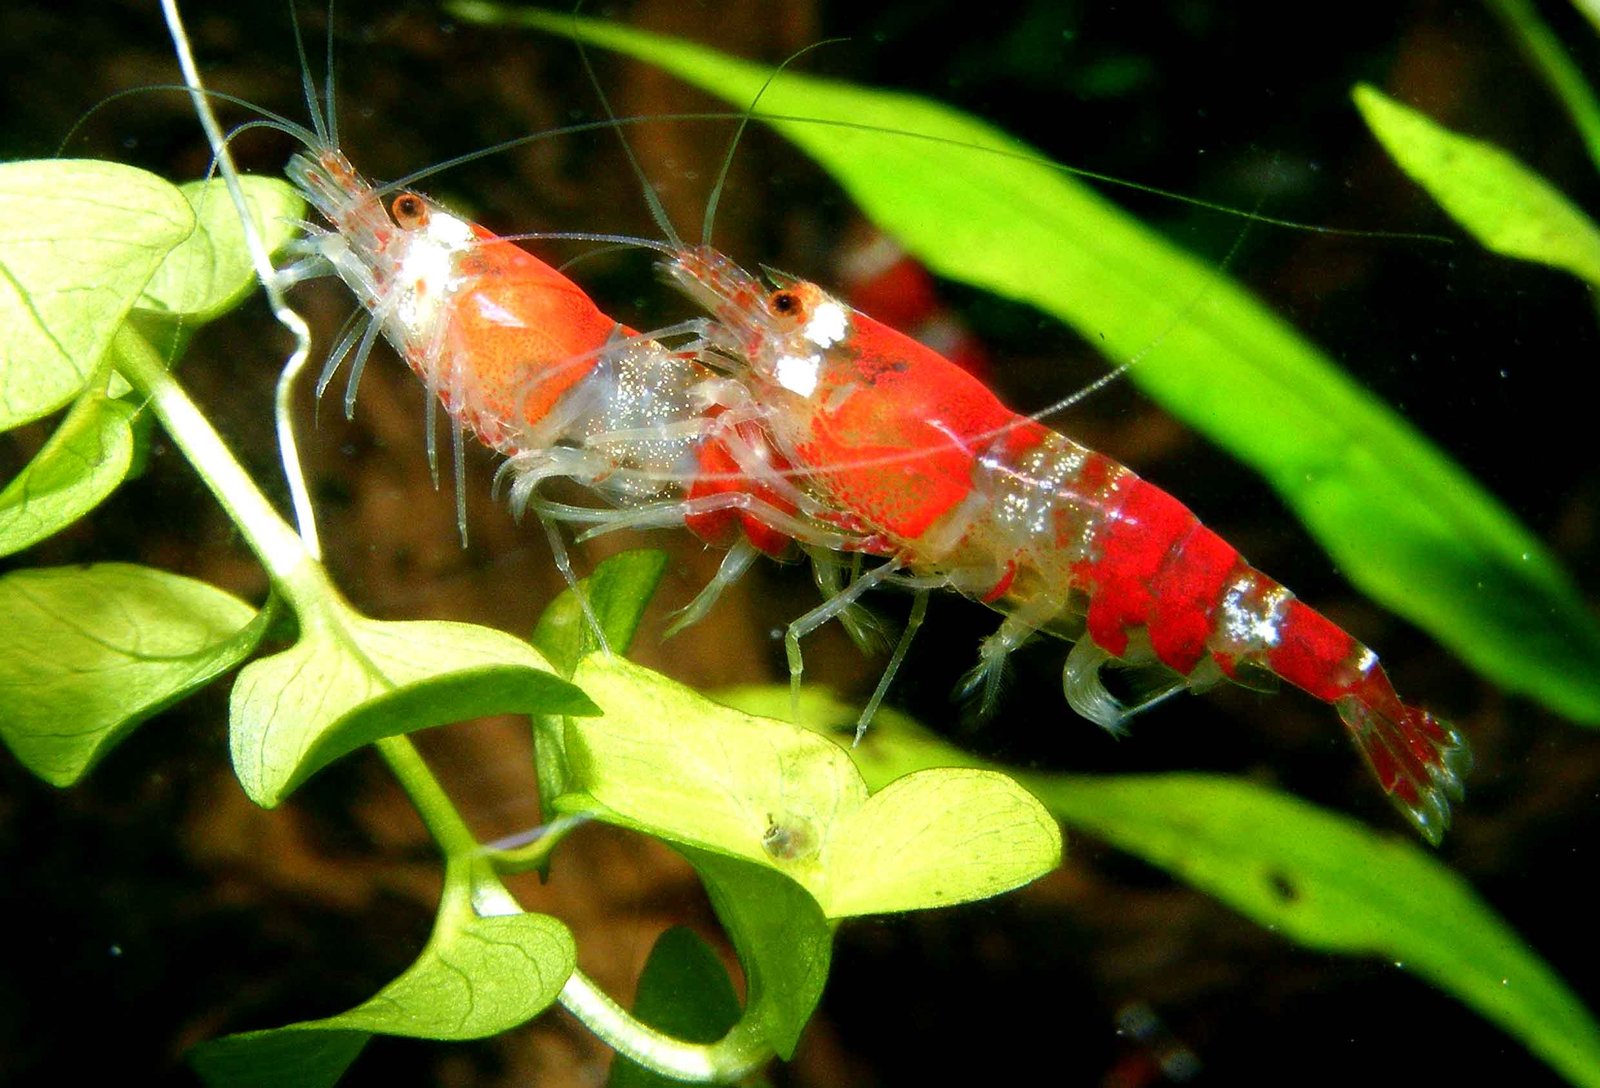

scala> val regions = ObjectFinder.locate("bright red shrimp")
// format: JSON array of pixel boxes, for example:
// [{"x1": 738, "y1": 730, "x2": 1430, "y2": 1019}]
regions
[
  {"x1": 662, "y1": 246, "x2": 1472, "y2": 845},
  {"x1": 257, "y1": 14, "x2": 1464, "y2": 844}
]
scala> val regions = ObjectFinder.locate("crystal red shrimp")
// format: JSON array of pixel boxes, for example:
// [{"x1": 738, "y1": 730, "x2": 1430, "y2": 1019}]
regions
[{"x1": 662, "y1": 245, "x2": 1471, "y2": 844}]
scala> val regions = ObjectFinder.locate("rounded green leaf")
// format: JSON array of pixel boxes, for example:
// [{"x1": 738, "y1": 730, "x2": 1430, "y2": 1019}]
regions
[
  {"x1": 680, "y1": 848, "x2": 832, "y2": 1060},
  {"x1": 531, "y1": 548, "x2": 670, "y2": 677},
  {"x1": 191, "y1": 862, "x2": 575, "y2": 1086},
  {"x1": 0, "y1": 160, "x2": 193, "y2": 430},
  {"x1": 229, "y1": 599, "x2": 597, "y2": 807},
  {"x1": 0, "y1": 563, "x2": 263, "y2": 786},
  {"x1": 822, "y1": 768, "x2": 1065, "y2": 917},
  {"x1": 190, "y1": 1030, "x2": 368, "y2": 1088},
  {"x1": 559, "y1": 655, "x2": 1060, "y2": 918},
  {"x1": 136, "y1": 176, "x2": 306, "y2": 322},
  {"x1": 326, "y1": 913, "x2": 574, "y2": 1040},
  {"x1": 609, "y1": 926, "x2": 744, "y2": 1088},
  {"x1": 0, "y1": 388, "x2": 136, "y2": 557}
]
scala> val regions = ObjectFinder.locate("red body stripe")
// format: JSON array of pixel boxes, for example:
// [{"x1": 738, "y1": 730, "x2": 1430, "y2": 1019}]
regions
[
  {"x1": 1084, "y1": 481, "x2": 1195, "y2": 658},
  {"x1": 1073, "y1": 451, "x2": 1121, "y2": 502},
  {"x1": 1147, "y1": 525, "x2": 1241, "y2": 675},
  {"x1": 1266, "y1": 600, "x2": 1359, "y2": 702},
  {"x1": 982, "y1": 560, "x2": 1018, "y2": 603},
  {"x1": 685, "y1": 419, "x2": 795, "y2": 559}
]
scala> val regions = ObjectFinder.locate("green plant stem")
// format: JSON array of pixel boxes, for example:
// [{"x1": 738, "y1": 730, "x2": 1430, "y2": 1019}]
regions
[
  {"x1": 558, "y1": 968, "x2": 775, "y2": 1082},
  {"x1": 1485, "y1": 0, "x2": 1600, "y2": 172},
  {"x1": 114, "y1": 324, "x2": 321, "y2": 607},
  {"x1": 113, "y1": 323, "x2": 478, "y2": 857},
  {"x1": 376, "y1": 736, "x2": 480, "y2": 856},
  {"x1": 116, "y1": 315, "x2": 768, "y2": 1083}
]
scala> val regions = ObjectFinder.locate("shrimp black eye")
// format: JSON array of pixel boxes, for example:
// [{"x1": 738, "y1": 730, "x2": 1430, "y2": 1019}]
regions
[
  {"x1": 391, "y1": 193, "x2": 429, "y2": 230},
  {"x1": 768, "y1": 289, "x2": 804, "y2": 319}
]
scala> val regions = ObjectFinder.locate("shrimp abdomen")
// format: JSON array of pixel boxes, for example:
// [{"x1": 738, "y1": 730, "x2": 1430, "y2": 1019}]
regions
[{"x1": 1028, "y1": 459, "x2": 1470, "y2": 841}]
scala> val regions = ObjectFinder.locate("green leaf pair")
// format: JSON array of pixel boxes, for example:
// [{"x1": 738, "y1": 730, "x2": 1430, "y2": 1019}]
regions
[
  {"x1": 1354, "y1": 84, "x2": 1600, "y2": 288},
  {"x1": 194, "y1": 552, "x2": 1062, "y2": 1082},
  {"x1": 0, "y1": 164, "x2": 302, "y2": 433},
  {"x1": 557, "y1": 654, "x2": 1060, "y2": 921}
]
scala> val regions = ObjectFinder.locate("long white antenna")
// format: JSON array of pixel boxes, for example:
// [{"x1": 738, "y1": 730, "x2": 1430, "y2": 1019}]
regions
[{"x1": 160, "y1": 0, "x2": 323, "y2": 561}]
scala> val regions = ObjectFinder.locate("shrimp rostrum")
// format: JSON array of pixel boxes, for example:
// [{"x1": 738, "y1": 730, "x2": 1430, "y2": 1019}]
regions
[{"x1": 665, "y1": 245, "x2": 1472, "y2": 845}]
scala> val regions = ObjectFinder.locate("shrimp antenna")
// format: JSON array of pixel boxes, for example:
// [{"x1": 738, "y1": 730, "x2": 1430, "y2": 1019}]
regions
[
  {"x1": 288, "y1": 2, "x2": 327, "y2": 147},
  {"x1": 700, "y1": 37, "x2": 846, "y2": 249},
  {"x1": 161, "y1": 0, "x2": 321, "y2": 559},
  {"x1": 1009, "y1": 159, "x2": 1276, "y2": 432},
  {"x1": 323, "y1": 1, "x2": 339, "y2": 148},
  {"x1": 58, "y1": 84, "x2": 321, "y2": 157},
  {"x1": 571, "y1": 0, "x2": 684, "y2": 250}
]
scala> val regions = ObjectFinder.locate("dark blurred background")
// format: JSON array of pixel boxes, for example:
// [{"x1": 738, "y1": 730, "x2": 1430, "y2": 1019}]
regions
[{"x1": 3, "y1": 0, "x2": 1598, "y2": 1084}]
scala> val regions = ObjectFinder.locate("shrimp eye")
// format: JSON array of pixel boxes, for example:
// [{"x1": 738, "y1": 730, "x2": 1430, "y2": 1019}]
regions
[
  {"x1": 391, "y1": 193, "x2": 429, "y2": 230},
  {"x1": 768, "y1": 289, "x2": 805, "y2": 320}
]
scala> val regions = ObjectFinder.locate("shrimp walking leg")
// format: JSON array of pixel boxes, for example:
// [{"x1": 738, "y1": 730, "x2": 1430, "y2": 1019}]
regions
[
  {"x1": 1060, "y1": 638, "x2": 1191, "y2": 734},
  {"x1": 808, "y1": 547, "x2": 883, "y2": 654},
  {"x1": 783, "y1": 559, "x2": 903, "y2": 720},
  {"x1": 854, "y1": 589, "x2": 929, "y2": 743},
  {"x1": 664, "y1": 538, "x2": 761, "y2": 638}
]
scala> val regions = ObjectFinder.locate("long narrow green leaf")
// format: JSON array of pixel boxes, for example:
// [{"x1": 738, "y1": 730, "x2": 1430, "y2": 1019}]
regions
[
  {"x1": 1483, "y1": 0, "x2": 1600, "y2": 173},
  {"x1": 450, "y1": 4, "x2": 1600, "y2": 723},
  {"x1": 1354, "y1": 83, "x2": 1600, "y2": 285},
  {"x1": 718, "y1": 685, "x2": 1600, "y2": 1088}
]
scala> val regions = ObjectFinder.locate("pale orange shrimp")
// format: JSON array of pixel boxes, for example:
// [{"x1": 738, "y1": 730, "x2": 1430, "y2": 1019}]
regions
[
  {"x1": 661, "y1": 247, "x2": 1471, "y2": 845},
  {"x1": 225, "y1": 20, "x2": 859, "y2": 591}
]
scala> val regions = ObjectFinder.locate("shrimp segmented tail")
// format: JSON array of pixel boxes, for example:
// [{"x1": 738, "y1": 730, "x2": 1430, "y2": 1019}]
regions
[{"x1": 666, "y1": 246, "x2": 1471, "y2": 844}]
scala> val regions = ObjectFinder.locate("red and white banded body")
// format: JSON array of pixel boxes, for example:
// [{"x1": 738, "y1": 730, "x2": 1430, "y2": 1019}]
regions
[{"x1": 665, "y1": 245, "x2": 1471, "y2": 844}]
